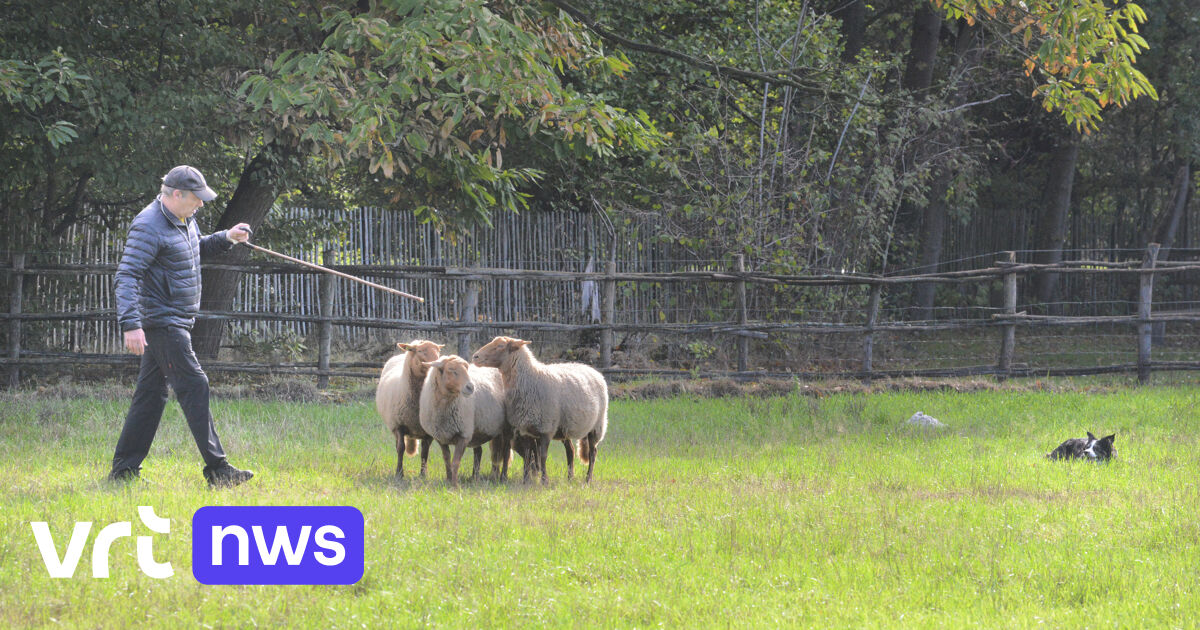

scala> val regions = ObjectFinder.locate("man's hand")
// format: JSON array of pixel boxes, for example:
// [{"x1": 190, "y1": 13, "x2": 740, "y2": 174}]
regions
[
  {"x1": 226, "y1": 223, "x2": 252, "y2": 244},
  {"x1": 124, "y1": 329, "x2": 148, "y2": 355}
]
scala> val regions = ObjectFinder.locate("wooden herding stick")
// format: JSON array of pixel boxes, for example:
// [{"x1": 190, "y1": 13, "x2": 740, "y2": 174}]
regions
[{"x1": 239, "y1": 240, "x2": 425, "y2": 303}]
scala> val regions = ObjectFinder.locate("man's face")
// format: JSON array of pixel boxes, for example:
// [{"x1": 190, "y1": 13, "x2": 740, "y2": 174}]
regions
[{"x1": 166, "y1": 189, "x2": 204, "y2": 220}]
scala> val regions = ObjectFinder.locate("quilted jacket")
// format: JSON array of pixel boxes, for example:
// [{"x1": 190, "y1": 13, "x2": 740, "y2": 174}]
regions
[{"x1": 115, "y1": 198, "x2": 234, "y2": 331}]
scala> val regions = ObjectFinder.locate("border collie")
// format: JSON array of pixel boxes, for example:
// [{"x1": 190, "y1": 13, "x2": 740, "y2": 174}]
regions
[{"x1": 1046, "y1": 431, "x2": 1117, "y2": 462}]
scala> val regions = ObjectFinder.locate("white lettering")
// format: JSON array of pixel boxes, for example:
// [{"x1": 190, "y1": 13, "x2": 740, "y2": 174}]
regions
[
  {"x1": 91, "y1": 521, "x2": 132, "y2": 578},
  {"x1": 135, "y1": 506, "x2": 173, "y2": 578},
  {"x1": 313, "y1": 525, "x2": 346, "y2": 566},
  {"x1": 31, "y1": 507, "x2": 174, "y2": 579},
  {"x1": 30, "y1": 521, "x2": 92, "y2": 579},
  {"x1": 212, "y1": 525, "x2": 250, "y2": 566},
  {"x1": 252, "y1": 525, "x2": 311, "y2": 566}
]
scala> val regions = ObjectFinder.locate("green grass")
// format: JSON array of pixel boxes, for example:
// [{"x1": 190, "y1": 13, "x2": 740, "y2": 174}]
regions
[{"x1": 2, "y1": 386, "x2": 1199, "y2": 628}]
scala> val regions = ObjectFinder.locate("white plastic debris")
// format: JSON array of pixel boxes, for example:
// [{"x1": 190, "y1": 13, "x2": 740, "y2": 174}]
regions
[{"x1": 906, "y1": 411, "x2": 946, "y2": 428}]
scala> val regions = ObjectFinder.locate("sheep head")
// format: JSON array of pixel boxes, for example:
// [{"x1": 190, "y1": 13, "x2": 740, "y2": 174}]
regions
[
  {"x1": 471, "y1": 336, "x2": 530, "y2": 368},
  {"x1": 398, "y1": 340, "x2": 444, "y2": 378},
  {"x1": 425, "y1": 355, "x2": 474, "y2": 396}
]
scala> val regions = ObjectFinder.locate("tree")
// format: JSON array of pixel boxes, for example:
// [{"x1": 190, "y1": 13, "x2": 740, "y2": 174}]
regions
[
  {"x1": 0, "y1": 48, "x2": 94, "y2": 246},
  {"x1": 0, "y1": 0, "x2": 660, "y2": 356},
  {"x1": 0, "y1": 0, "x2": 326, "y2": 244},
  {"x1": 931, "y1": 0, "x2": 1158, "y2": 131},
  {"x1": 194, "y1": 0, "x2": 662, "y2": 356},
  {"x1": 238, "y1": 0, "x2": 659, "y2": 232}
]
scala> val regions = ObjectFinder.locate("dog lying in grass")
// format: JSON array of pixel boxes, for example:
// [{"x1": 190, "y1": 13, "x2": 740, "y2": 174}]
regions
[{"x1": 1046, "y1": 432, "x2": 1117, "y2": 462}]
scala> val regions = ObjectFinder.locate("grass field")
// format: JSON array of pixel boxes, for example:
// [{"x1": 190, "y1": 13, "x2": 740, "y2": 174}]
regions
[{"x1": 2, "y1": 383, "x2": 1199, "y2": 628}]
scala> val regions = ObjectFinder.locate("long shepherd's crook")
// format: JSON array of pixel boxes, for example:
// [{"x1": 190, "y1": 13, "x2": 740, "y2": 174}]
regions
[{"x1": 239, "y1": 239, "x2": 425, "y2": 303}]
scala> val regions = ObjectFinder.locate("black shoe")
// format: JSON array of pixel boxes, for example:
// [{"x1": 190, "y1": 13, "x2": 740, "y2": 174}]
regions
[
  {"x1": 203, "y1": 463, "x2": 254, "y2": 488},
  {"x1": 107, "y1": 468, "x2": 140, "y2": 482}
]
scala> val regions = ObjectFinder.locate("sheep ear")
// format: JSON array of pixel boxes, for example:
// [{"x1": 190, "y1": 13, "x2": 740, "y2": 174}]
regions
[
  {"x1": 434, "y1": 343, "x2": 446, "y2": 349},
  {"x1": 509, "y1": 338, "x2": 531, "y2": 350},
  {"x1": 397, "y1": 342, "x2": 415, "y2": 352}
]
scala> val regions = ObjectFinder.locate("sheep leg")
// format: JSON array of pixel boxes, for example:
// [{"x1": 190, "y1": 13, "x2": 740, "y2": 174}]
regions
[
  {"x1": 562, "y1": 440, "x2": 576, "y2": 480},
  {"x1": 419, "y1": 437, "x2": 432, "y2": 479},
  {"x1": 471, "y1": 446, "x2": 483, "y2": 480},
  {"x1": 522, "y1": 437, "x2": 539, "y2": 483},
  {"x1": 585, "y1": 431, "x2": 598, "y2": 483},
  {"x1": 446, "y1": 440, "x2": 469, "y2": 487},
  {"x1": 517, "y1": 435, "x2": 535, "y2": 483},
  {"x1": 393, "y1": 427, "x2": 405, "y2": 478},
  {"x1": 536, "y1": 434, "x2": 552, "y2": 485},
  {"x1": 497, "y1": 430, "x2": 511, "y2": 482},
  {"x1": 490, "y1": 436, "x2": 507, "y2": 480},
  {"x1": 441, "y1": 441, "x2": 453, "y2": 487}
]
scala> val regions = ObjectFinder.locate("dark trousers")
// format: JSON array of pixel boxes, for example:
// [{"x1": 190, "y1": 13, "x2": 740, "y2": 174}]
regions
[{"x1": 111, "y1": 326, "x2": 227, "y2": 474}]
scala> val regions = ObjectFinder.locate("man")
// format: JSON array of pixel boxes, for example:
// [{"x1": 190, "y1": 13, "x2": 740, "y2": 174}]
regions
[{"x1": 109, "y1": 165, "x2": 255, "y2": 488}]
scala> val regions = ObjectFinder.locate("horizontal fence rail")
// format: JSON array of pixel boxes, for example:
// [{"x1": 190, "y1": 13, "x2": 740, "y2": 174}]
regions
[{"x1": 5, "y1": 245, "x2": 1200, "y2": 387}]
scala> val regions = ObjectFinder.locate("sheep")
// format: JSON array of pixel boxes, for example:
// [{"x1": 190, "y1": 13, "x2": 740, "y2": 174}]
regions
[
  {"x1": 418, "y1": 355, "x2": 510, "y2": 486},
  {"x1": 471, "y1": 336, "x2": 608, "y2": 484},
  {"x1": 375, "y1": 340, "x2": 444, "y2": 478}
]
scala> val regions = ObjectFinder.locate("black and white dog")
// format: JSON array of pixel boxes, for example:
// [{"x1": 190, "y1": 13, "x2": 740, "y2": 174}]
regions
[{"x1": 1046, "y1": 431, "x2": 1117, "y2": 462}]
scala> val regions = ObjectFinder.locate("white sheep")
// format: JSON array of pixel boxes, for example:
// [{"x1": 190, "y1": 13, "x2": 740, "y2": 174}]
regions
[
  {"x1": 375, "y1": 340, "x2": 443, "y2": 478},
  {"x1": 418, "y1": 355, "x2": 510, "y2": 486},
  {"x1": 471, "y1": 336, "x2": 608, "y2": 484}
]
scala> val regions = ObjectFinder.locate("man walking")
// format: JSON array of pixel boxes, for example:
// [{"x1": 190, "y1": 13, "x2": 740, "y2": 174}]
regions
[{"x1": 109, "y1": 165, "x2": 255, "y2": 488}]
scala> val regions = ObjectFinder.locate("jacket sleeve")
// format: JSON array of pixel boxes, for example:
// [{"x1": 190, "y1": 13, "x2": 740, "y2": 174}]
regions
[
  {"x1": 199, "y1": 229, "x2": 236, "y2": 258},
  {"x1": 115, "y1": 220, "x2": 159, "y2": 332}
]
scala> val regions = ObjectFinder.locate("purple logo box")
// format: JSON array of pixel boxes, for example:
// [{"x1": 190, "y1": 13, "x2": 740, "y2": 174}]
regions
[{"x1": 192, "y1": 506, "x2": 364, "y2": 585}]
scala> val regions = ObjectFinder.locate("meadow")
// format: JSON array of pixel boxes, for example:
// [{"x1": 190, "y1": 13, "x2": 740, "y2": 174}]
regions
[{"x1": 1, "y1": 383, "x2": 1198, "y2": 628}]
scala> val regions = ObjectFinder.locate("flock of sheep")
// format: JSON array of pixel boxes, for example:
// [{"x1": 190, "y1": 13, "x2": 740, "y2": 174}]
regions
[{"x1": 375, "y1": 336, "x2": 609, "y2": 485}]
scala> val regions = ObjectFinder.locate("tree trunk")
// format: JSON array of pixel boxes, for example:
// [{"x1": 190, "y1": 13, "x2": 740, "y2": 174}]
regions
[
  {"x1": 1153, "y1": 162, "x2": 1192, "y2": 255},
  {"x1": 834, "y1": 0, "x2": 866, "y2": 62},
  {"x1": 914, "y1": 170, "x2": 952, "y2": 319},
  {"x1": 901, "y1": 6, "x2": 941, "y2": 93},
  {"x1": 192, "y1": 149, "x2": 287, "y2": 359},
  {"x1": 888, "y1": 6, "x2": 943, "y2": 274},
  {"x1": 912, "y1": 22, "x2": 977, "y2": 319},
  {"x1": 1032, "y1": 136, "x2": 1082, "y2": 307}
]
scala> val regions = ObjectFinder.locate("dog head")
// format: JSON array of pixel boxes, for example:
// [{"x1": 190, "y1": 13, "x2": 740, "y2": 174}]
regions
[{"x1": 1082, "y1": 432, "x2": 1117, "y2": 462}]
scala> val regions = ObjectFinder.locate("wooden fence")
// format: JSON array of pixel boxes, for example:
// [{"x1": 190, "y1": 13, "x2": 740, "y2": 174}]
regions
[{"x1": 6, "y1": 244, "x2": 1200, "y2": 388}]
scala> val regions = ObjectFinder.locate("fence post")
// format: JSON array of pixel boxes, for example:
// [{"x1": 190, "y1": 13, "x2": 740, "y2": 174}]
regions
[
  {"x1": 458, "y1": 263, "x2": 479, "y2": 358},
  {"x1": 317, "y1": 248, "x2": 335, "y2": 389},
  {"x1": 735, "y1": 254, "x2": 748, "y2": 372},
  {"x1": 1138, "y1": 243, "x2": 1160, "y2": 384},
  {"x1": 8, "y1": 253, "x2": 24, "y2": 388},
  {"x1": 862, "y1": 283, "x2": 881, "y2": 377},
  {"x1": 600, "y1": 258, "x2": 616, "y2": 369},
  {"x1": 997, "y1": 251, "x2": 1017, "y2": 378}
]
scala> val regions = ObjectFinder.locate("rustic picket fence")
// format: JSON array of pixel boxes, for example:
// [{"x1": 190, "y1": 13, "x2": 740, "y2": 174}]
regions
[{"x1": 6, "y1": 242, "x2": 1200, "y2": 388}]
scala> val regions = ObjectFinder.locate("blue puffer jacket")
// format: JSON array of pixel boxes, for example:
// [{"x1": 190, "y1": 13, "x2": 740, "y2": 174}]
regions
[{"x1": 115, "y1": 198, "x2": 235, "y2": 331}]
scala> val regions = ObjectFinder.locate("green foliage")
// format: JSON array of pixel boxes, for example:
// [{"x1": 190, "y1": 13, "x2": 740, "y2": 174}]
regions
[
  {"x1": 239, "y1": 0, "x2": 661, "y2": 233},
  {"x1": 576, "y1": 1, "x2": 922, "y2": 274},
  {"x1": 0, "y1": 0, "x2": 324, "y2": 245},
  {"x1": 0, "y1": 0, "x2": 1187, "y2": 306},
  {"x1": 932, "y1": 0, "x2": 1158, "y2": 132},
  {"x1": 0, "y1": 49, "x2": 91, "y2": 149}
]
